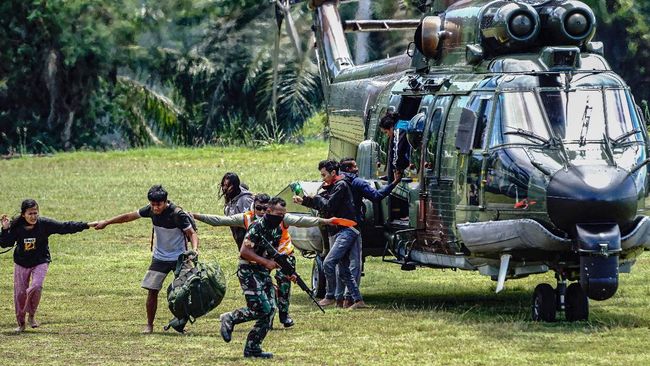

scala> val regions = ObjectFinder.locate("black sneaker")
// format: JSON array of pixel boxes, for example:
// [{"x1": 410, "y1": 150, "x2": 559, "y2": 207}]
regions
[
  {"x1": 244, "y1": 350, "x2": 273, "y2": 359},
  {"x1": 219, "y1": 313, "x2": 234, "y2": 343},
  {"x1": 279, "y1": 312, "x2": 294, "y2": 328}
]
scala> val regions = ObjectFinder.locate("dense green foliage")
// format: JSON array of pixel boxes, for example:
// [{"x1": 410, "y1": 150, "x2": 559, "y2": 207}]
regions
[
  {"x1": 0, "y1": 0, "x2": 324, "y2": 152},
  {"x1": 2, "y1": 145, "x2": 650, "y2": 365},
  {"x1": 0, "y1": 0, "x2": 649, "y2": 153}
]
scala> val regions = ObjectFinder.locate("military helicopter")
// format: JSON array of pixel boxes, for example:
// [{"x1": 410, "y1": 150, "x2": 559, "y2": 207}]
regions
[{"x1": 273, "y1": 0, "x2": 650, "y2": 322}]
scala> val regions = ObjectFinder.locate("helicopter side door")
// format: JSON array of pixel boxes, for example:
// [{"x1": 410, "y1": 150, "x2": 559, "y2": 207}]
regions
[
  {"x1": 416, "y1": 94, "x2": 465, "y2": 253},
  {"x1": 455, "y1": 93, "x2": 494, "y2": 222}
]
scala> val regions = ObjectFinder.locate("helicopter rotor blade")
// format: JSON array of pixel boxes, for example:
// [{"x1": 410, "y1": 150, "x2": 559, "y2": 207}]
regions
[
  {"x1": 271, "y1": 1, "x2": 284, "y2": 119},
  {"x1": 277, "y1": 0, "x2": 303, "y2": 58}
]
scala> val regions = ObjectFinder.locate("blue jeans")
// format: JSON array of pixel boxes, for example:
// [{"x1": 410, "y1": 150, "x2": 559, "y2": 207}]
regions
[
  {"x1": 335, "y1": 235, "x2": 362, "y2": 300},
  {"x1": 324, "y1": 228, "x2": 362, "y2": 302}
]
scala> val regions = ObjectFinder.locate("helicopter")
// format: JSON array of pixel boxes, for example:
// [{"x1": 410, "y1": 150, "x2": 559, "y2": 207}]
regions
[{"x1": 272, "y1": 0, "x2": 650, "y2": 322}]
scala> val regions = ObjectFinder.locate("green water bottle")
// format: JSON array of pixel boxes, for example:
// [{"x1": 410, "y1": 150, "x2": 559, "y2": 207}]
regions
[{"x1": 290, "y1": 182, "x2": 304, "y2": 196}]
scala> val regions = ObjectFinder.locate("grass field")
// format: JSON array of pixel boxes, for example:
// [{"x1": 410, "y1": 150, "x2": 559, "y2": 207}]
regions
[{"x1": 1, "y1": 141, "x2": 650, "y2": 365}]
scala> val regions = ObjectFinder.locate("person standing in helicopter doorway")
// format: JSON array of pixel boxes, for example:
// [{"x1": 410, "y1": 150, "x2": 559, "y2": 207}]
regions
[
  {"x1": 379, "y1": 110, "x2": 411, "y2": 182},
  {"x1": 219, "y1": 197, "x2": 292, "y2": 359},
  {"x1": 219, "y1": 172, "x2": 254, "y2": 249}
]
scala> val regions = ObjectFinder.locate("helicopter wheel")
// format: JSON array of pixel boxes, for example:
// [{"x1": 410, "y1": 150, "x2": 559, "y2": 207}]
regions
[
  {"x1": 565, "y1": 282, "x2": 589, "y2": 322},
  {"x1": 532, "y1": 283, "x2": 556, "y2": 322},
  {"x1": 311, "y1": 254, "x2": 326, "y2": 299}
]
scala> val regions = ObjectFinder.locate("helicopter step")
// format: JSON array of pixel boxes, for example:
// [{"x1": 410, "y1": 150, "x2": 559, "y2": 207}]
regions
[{"x1": 381, "y1": 257, "x2": 418, "y2": 271}]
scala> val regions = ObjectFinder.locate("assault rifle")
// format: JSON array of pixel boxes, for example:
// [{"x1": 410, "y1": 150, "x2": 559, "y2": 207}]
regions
[{"x1": 274, "y1": 253, "x2": 325, "y2": 313}]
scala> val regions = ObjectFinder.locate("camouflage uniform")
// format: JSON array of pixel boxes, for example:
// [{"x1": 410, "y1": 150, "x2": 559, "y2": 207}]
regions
[
  {"x1": 195, "y1": 212, "x2": 322, "y2": 324},
  {"x1": 225, "y1": 218, "x2": 281, "y2": 354},
  {"x1": 274, "y1": 254, "x2": 295, "y2": 315}
]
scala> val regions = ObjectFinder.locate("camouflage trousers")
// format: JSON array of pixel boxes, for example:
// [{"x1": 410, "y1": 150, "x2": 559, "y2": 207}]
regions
[
  {"x1": 230, "y1": 264, "x2": 276, "y2": 353},
  {"x1": 274, "y1": 254, "x2": 295, "y2": 315}
]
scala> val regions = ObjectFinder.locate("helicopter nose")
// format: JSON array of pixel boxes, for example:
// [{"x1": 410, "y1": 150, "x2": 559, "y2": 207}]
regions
[{"x1": 546, "y1": 165, "x2": 638, "y2": 233}]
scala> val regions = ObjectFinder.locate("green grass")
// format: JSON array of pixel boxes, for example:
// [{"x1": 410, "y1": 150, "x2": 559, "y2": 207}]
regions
[{"x1": 1, "y1": 141, "x2": 650, "y2": 365}]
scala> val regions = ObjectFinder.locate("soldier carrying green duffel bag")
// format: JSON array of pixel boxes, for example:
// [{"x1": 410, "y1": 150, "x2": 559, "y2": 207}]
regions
[{"x1": 164, "y1": 250, "x2": 227, "y2": 333}]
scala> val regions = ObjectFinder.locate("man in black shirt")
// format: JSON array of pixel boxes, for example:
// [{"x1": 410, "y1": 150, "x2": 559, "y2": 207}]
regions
[
  {"x1": 95, "y1": 185, "x2": 199, "y2": 333},
  {"x1": 293, "y1": 160, "x2": 366, "y2": 309}
]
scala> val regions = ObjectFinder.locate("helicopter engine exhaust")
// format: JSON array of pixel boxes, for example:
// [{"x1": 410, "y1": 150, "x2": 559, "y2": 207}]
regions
[
  {"x1": 546, "y1": 165, "x2": 637, "y2": 300},
  {"x1": 539, "y1": 0, "x2": 596, "y2": 46},
  {"x1": 480, "y1": 2, "x2": 540, "y2": 53}
]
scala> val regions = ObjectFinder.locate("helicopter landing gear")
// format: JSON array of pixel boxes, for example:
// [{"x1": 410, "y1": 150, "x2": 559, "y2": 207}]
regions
[
  {"x1": 311, "y1": 255, "x2": 326, "y2": 299},
  {"x1": 531, "y1": 274, "x2": 589, "y2": 322},
  {"x1": 532, "y1": 283, "x2": 556, "y2": 322},
  {"x1": 565, "y1": 282, "x2": 589, "y2": 322}
]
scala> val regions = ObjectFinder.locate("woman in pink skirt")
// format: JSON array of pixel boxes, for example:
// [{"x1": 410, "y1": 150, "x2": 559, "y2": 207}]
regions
[{"x1": 0, "y1": 199, "x2": 96, "y2": 332}]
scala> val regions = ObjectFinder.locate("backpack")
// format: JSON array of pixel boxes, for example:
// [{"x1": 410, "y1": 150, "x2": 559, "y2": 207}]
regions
[{"x1": 164, "y1": 251, "x2": 227, "y2": 333}]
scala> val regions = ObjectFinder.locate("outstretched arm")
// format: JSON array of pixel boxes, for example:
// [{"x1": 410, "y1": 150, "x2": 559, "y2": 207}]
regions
[
  {"x1": 192, "y1": 213, "x2": 246, "y2": 227},
  {"x1": 40, "y1": 217, "x2": 90, "y2": 235},
  {"x1": 283, "y1": 213, "x2": 333, "y2": 227},
  {"x1": 95, "y1": 211, "x2": 140, "y2": 230}
]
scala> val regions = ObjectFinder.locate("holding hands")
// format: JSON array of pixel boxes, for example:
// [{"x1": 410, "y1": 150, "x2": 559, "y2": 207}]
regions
[{"x1": 93, "y1": 220, "x2": 109, "y2": 230}]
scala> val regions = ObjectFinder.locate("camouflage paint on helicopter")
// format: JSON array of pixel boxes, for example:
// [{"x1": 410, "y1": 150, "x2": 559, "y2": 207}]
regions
[{"x1": 277, "y1": 0, "x2": 650, "y2": 322}]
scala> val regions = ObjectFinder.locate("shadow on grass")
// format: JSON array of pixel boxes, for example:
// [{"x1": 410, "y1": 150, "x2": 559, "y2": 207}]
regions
[{"x1": 354, "y1": 288, "x2": 650, "y2": 329}]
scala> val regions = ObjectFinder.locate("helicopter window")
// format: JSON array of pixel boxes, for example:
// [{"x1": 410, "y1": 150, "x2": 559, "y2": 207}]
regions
[
  {"x1": 425, "y1": 107, "x2": 444, "y2": 172},
  {"x1": 539, "y1": 89, "x2": 640, "y2": 144},
  {"x1": 471, "y1": 95, "x2": 493, "y2": 150},
  {"x1": 605, "y1": 89, "x2": 643, "y2": 144},
  {"x1": 491, "y1": 92, "x2": 551, "y2": 147},
  {"x1": 440, "y1": 96, "x2": 470, "y2": 178},
  {"x1": 375, "y1": 121, "x2": 389, "y2": 174}
]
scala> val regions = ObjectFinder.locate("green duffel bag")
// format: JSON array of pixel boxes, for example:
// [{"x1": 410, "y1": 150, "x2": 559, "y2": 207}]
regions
[{"x1": 164, "y1": 251, "x2": 227, "y2": 333}]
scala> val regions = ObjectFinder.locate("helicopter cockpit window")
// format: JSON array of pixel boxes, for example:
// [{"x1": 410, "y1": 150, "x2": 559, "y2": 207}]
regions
[
  {"x1": 490, "y1": 92, "x2": 551, "y2": 147},
  {"x1": 539, "y1": 88, "x2": 643, "y2": 144}
]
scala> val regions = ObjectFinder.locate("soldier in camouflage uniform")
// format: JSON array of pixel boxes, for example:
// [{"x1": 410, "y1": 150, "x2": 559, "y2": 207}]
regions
[
  {"x1": 219, "y1": 197, "x2": 290, "y2": 359},
  {"x1": 193, "y1": 193, "x2": 333, "y2": 327}
]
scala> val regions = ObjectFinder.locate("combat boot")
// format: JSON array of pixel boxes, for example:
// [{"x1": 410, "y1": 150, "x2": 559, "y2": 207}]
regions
[
  {"x1": 219, "y1": 313, "x2": 234, "y2": 343},
  {"x1": 244, "y1": 349, "x2": 274, "y2": 359},
  {"x1": 279, "y1": 312, "x2": 294, "y2": 328}
]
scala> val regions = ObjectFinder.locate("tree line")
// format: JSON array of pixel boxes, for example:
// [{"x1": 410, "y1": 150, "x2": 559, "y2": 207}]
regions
[{"x1": 0, "y1": 0, "x2": 648, "y2": 153}]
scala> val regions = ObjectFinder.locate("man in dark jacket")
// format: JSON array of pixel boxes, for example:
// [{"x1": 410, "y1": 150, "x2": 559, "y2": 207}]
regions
[
  {"x1": 379, "y1": 111, "x2": 410, "y2": 182},
  {"x1": 293, "y1": 160, "x2": 366, "y2": 309},
  {"x1": 336, "y1": 157, "x2": 401, "y2": 306}
]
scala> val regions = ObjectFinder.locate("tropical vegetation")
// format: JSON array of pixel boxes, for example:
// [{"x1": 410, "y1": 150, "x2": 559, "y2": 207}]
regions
[{"x1": 0, "y1": 0, "x2": 648, "y2": 153}]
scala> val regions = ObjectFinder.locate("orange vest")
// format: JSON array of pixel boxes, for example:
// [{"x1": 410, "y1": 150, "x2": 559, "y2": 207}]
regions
[{"x1": 243, "y1": 211, "x2": 295, "y2": 255}]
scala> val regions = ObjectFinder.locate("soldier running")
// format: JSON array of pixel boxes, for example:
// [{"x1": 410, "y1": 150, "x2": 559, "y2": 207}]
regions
[
  {"x1": 219, "y1": 197, "x2": 292, "y2": 359},
  {"x1": 192, "y1": 193, "x2": 334, "y2": 328}
]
